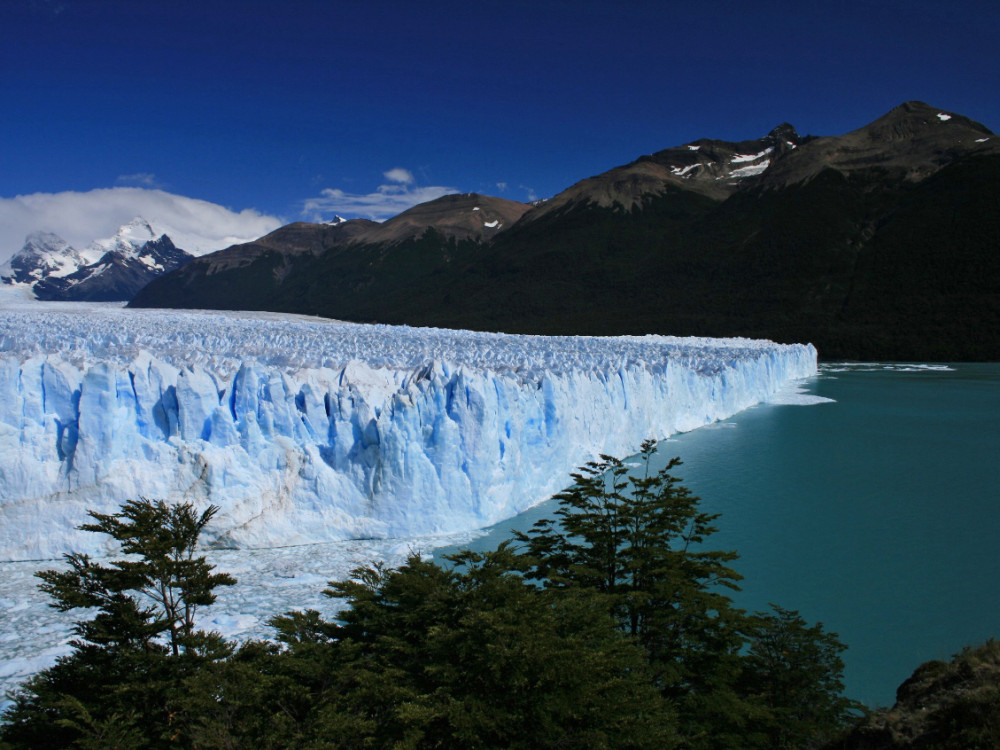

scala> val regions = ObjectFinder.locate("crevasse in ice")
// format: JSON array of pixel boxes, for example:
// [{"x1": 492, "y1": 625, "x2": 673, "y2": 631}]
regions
[{"x1": 0, "y1": 307, "x2": 817, "y2": 561}]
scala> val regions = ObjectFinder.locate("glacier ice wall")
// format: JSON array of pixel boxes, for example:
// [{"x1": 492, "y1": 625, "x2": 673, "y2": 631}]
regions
[{"x1": 0, "y1": 307, "x2": 817, "y2": 561}]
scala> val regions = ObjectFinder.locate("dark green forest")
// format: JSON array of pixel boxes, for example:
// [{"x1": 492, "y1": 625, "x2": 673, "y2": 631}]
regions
[{"x1": 2, "y1": 446, "x2": 996, "y2": 749}]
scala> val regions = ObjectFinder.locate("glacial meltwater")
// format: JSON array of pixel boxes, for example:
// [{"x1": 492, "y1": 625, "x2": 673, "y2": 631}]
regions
[{"x1": 435, "y1": 362, "x2": 1000, "y2": 708}]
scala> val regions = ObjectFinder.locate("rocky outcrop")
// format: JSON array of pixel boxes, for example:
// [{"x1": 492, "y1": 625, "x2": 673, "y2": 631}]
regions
[{"x1": 833, "y1": 641, "x2": 1000, "y2": 748}]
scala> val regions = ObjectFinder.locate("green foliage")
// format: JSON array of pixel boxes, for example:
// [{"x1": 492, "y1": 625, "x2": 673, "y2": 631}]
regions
[
  {"x1": 36, "y1": 499, "x2": 235, "y2": 657},
  {"x1": 1, "y1": 498, "x2": 234, "y2": 749},
  {"x1": 46, "y1": 694, "x2": 144, "y2": 750},
  {"x1": 516, "y1": 443, "x2": 747, "y2": 736},
  {"x1": 171, "y1": 640, "x2": 314, "y2": 749},
  {"x1": 515, "y1": 441, "x2": 857, "y2": 748},
  {"x1": 740, "y1": 605, "x2": 862, "y2": 748},
  {"x1": 930, "y1": 688, "x2": 1000, "y2": 750},
  {"x1": 284, "y1": 549, "x2": 674, "y2": 748}
]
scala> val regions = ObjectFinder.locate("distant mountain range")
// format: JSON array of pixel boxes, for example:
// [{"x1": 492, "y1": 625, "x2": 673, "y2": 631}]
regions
[
  {"x1": 1, "y1": 218, "x2": 192, "y2": 302},
  {"x1": 130, "y1": 101, "x2": 1000, "y2": 360}
]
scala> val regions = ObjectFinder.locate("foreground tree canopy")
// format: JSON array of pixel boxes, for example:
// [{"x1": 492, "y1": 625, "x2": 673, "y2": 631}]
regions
[{"x1": 3, "y1": 444, "x2": 869, "y2": 748}]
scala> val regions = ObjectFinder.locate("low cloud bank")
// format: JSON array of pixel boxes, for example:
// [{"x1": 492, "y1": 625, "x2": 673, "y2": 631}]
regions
[{"x1": 0, "y1": 188, "x2": 283, "y2": 261}]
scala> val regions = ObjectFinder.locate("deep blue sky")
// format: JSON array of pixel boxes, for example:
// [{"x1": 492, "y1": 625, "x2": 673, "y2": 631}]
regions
[{"x1": 2, "y1": 0, "x2": 999, "y2": 242}]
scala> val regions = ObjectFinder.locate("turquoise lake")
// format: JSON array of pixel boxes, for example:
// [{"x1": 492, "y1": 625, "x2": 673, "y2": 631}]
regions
[{"x1": 435, "y1": 362, "x2": 1000, "y2": 708}]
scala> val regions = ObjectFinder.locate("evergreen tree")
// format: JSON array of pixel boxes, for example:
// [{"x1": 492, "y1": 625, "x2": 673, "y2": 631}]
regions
[
  {"x1": 36, "y1": 499, "x2": 235, "y2": 657},
  {"x1": 514, "y1": 441, "x2": 854, "y2": 748},
  {"x1": 1, "y1": 498, "x2": 234, "y2": 749},
  {"x1": 740, "y1": 605, "x2": 861, "y2": 749},
  {"x1": 272, "y1": 547, "x2": 675, "y2": 748},
  {"x1": 515, "y1": 444, "x2": 744, "y2": 681},
  {"x1": 170, "y1": 640, "x2": 314, "y2": 749}
]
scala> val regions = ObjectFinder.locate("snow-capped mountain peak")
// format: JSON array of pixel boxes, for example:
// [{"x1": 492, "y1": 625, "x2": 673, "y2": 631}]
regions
[
  {"x1": 22, "y1": 230, "x2": 73, "y2": 257},
  {"x1": 88, "y1": 216, "x2": 160, "y2": 260},
  {"x1": 0, "y1": 231, "x2": 96, "y2": 285},
  {"x1": 2, "y1": 218, "x2": 193, "y2": 302}
]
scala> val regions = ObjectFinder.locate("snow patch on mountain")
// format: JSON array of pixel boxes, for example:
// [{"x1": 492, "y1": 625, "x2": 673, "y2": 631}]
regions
[
  {"x1": 671, "y1": 163, "x2": 701, "y2": 178},
  {"x1": 731, "y1": 147, "x2": 774, "y2": 163},
  {"x1": 728, "y1": 160, "x2": 771, "y2": 178},
  {"x1": 0, "y1": 305, "x2": 817, "y2": 562}
]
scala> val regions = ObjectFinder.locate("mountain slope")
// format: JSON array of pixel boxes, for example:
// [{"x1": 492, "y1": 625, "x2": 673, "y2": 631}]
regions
[
  {"x1": 760, "y1": 100, "x2": 996, "y2": 187},
  {"x1": 131, "y1": 194, "x2": 530, "y2": 314},
  {"x1": 356, "y1": 193, "x2": 530, "y2": 244},
  {"x1": 131, "y1": 103, "x2": 1000, "y2": 360},
  {"x1": 523, "y1": 123, "x2": 807, "y2": 220}
]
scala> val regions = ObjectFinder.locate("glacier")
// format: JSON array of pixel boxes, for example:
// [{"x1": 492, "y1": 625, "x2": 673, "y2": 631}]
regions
[
  {"x1": 0, "y1": 303, "x2": 817, "y2": 562},
  {"x1": 0, "y1": 299, "x2": 819, "y2": 703}
]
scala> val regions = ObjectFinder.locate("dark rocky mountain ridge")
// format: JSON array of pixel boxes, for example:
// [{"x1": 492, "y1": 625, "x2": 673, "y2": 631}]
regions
[
  {"x1": 355, "y1": 193, "x2": 530, "y2": 245},
  {"x1": 758, "y1": 100, "x2": 996, "y2": 187},
  {"x1": 522, "y1": 122, "x2": 809, "y2": 217},
  {"x1": 131, "y1": 102, "x2": 1000, "y2": 360},
  {"x1": 34, "y1": 235, "x2": 192, "y2": 302},
  {"x1": 175, "y1": 194, "x2": 528, "y2": 279}
]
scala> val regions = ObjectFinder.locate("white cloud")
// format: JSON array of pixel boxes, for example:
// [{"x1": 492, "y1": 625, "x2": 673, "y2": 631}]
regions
[
  {"x1": 0, "y1": 188, "x2": 283, "y2": 262},
  {"x1": 383, "y1": 167, "x2": 415, "y2": 185},
  {"x1": 496, "y1": 182, "x2": 508, "y2": 192},
  {"x1": 302, "y1": 179, "x2": 457, "y2": 222},
  {"x1": 116, "y1": 172, "x2": 161, "y2": 188}
]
